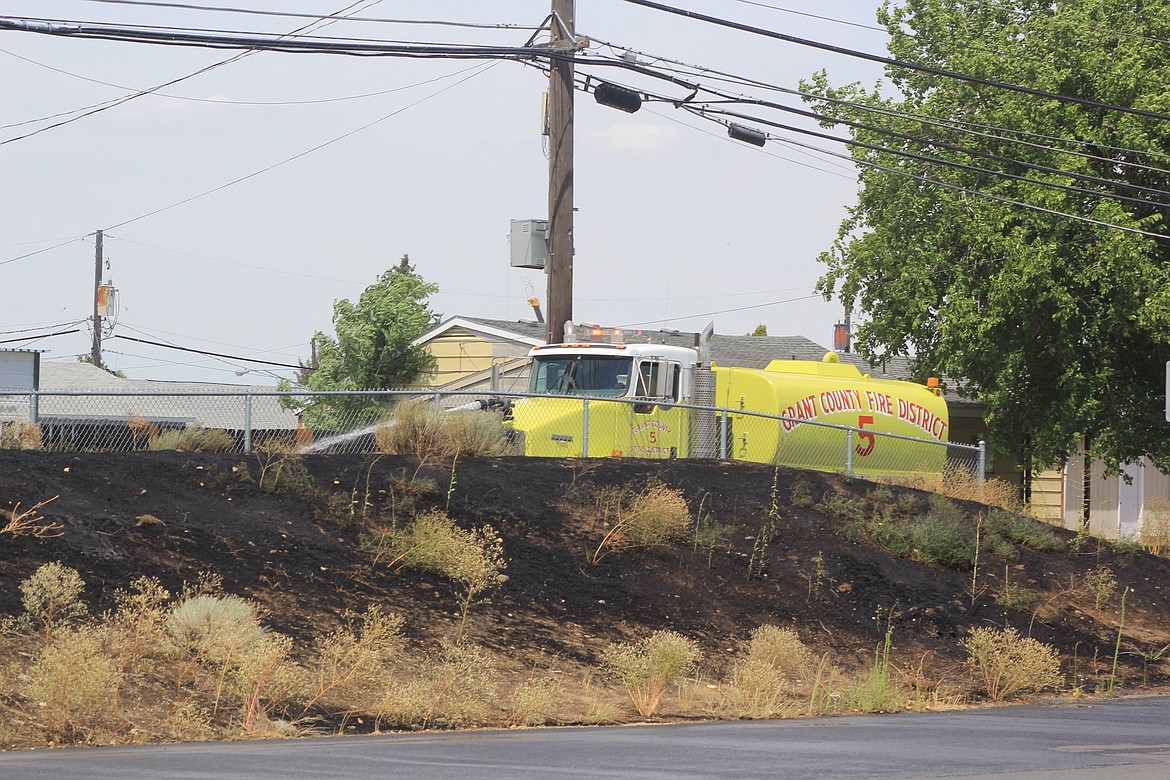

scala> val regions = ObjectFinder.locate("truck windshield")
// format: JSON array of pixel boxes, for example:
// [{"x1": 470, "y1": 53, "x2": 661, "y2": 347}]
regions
[{"x1": 529, "y1": 356, "x2": 632, "y2": 397}]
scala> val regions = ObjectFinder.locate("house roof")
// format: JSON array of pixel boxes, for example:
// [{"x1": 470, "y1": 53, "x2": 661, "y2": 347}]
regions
[
  {"x1": 413, "y1": 316, "x2": 545, "y2": 348},
  {"x1": 0, "y1": 362, "x2": 301, "y2": 430},
  {"x1": 420, "y1": 317, "x2": 982, "y2": 409},
  {"x1": 438, "y1": 317, "x2": 831, "y2": 366}
]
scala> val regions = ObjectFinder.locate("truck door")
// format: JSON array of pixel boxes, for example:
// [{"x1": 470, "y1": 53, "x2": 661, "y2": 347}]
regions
[{"x1": 626, "y1": 360, "x2": 685, "y2": 458}]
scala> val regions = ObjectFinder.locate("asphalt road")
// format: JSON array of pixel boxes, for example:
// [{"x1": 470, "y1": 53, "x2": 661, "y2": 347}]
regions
[{"x1": 2, "y1": 697, "x2": 1168, "y2": 779}]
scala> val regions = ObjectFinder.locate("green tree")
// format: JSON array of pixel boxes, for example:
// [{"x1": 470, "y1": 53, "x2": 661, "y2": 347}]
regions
[
  {"x1": 295, "y1": 256, "x2": 440, "y2": 427},
  {"x1": 747, "y1": 324, "x2": 768, "y2": 337},
  {"x1": 76, "y1": 355, "x2": 126, "y2": 379},
  {"x1": 804, "y1": 0, "x2": 1170, "y2": 472}
]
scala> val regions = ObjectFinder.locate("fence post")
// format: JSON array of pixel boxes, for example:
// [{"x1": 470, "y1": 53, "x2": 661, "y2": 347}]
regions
[
  {"x1": 581, "y1": 398, "x2": 589, "y2": 458},
  {"x1": 978, "y1": 440, "x2": 987, "y2": 501},
  {"x1": 719, "y1": 411, "x2": 728, "y2": 459},
  {"x1": 30, "y1": 390, "x2": 39, "y2": 424},
  {"x1": 846, "y1": 429, "x2": 854, "y2": 476},
  {"x1": 243, "y1": 393, "x2": 253, "y2": 454}
]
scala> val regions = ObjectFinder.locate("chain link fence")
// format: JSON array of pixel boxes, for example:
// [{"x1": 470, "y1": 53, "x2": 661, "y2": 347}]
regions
[{"x1": 0, "y1": 389, "x2": 983, "y2": 480}]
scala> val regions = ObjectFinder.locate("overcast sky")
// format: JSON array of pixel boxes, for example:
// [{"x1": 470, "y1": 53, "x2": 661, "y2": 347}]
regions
[{"x1": 1, "y1": 1, "x2": 888, "y2": 385}]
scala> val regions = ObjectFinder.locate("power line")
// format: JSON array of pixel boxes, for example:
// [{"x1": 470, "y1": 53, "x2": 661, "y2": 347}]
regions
[
  {"x1": 617, "y1": 293, "x2": 822, "y2": 329},
  {"x1": 642, "y1": 103, "x2": 856, "y2": 179},
  {"x1": 0, "y1": 17, "x2": 554, "y2": 58},
  {"x1": 564, "y1": 61, "x2": 1170, "y2": 238},
  {"x1": 0, "y1": 235, "x2": 89, "y2": 267},
  {"x1": 694, "y1": 100, "x2": 1170, "y2": 210},
  {"x1": 729, "y1": 0, "x2": 1169, "y2": 91},
  {"x1": 728, "y1": 0, "x2": 885, "y2": 34},
  {"x1": 117, "y1": 322, "x2": 303, "y2": 361},
  {"x1": 0, "y1": 0, "x2": 389, "y2": 143},
  {"x1": 0, "y1": 45, "x2": 480, "y2": 113},
  {"x1": 28, "y1": 7, "x2": 1166, "y2": 195},
  {"x1": 591, "y1": 36, "x2": 1170, "y2": 171},
  {"x1": 0, "y1": 328, "x2": 81, "y2": 345},
  {"x1": 0, "y1": 319, "x2": 89, "y2": 336},
  {"x1": 0, "y1": 236, "x2": 85, "y2": 248},
  {"x1": 0, "y1": 45, "x2": 247, "y2": 146},
  {"x1": 109, "y1": 333, "x2": 310, "y2": 369},
  {"x1": 106, "y1": 235, "x2": 365, "y2": 284},
  {"x1": 103, "y1": 61, "x2": 496, "y2": 230},
  {"x1": 6, "y1": 7, "x2": 1165, "y2": 251},
  {"x1": 77, "y1": 1, "x2": 543, "y2": 31},
  {"x1": 715, "y1": 115, "x2": 1170, "y2": 241},
  {"x1": 617, "y1": 0, "x2": 1170, "y2": 123}
]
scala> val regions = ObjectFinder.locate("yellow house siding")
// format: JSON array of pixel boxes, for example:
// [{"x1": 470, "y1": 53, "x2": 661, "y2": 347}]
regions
[
  {"x1": 418, "y1": 325, "x2": 534, "y2": 388},
  {"x1": 1028, "y1": 469, "x2": 1063, "y2": 523}
]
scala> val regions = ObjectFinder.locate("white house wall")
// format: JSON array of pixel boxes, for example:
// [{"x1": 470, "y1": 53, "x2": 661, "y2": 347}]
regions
[{"x1": 1063, "y1": 453, "x2": 1170, "y2": 540}]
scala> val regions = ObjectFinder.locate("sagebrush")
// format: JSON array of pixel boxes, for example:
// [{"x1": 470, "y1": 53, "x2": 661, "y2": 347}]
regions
[{"x1": 375, "y1": 398, "x2": 509, "y2": 458}]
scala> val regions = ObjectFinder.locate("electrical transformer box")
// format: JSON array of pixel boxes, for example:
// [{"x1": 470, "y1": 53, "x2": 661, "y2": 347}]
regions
[{"x1": 510, "y1": 219, "x2": 548, "y2": 269}]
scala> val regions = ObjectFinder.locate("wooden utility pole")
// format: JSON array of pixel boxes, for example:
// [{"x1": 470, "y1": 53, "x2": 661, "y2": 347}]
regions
[
  {"x1": 92, "y1": 229, "x2": 104, "y2": 369},
  {"x1": 546, "y1": 0, "x2": 575, "y2": 344}
]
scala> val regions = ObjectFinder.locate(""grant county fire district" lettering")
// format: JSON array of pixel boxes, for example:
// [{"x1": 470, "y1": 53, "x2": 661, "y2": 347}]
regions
[
  {"x1": 779, "y1": 388, "x2": 947, "y2": 441},
  {"x1": 632, "y1": 419, "x2": 672, "y2": 436}
]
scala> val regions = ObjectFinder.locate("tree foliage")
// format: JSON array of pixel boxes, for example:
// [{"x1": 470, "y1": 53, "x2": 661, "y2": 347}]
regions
[
  {"x1": 295, "y1": 256, "x2": 439, "y2": 427},
  {"x1": 804, "y1": 0, "x2": 1170, "y2": 471}
]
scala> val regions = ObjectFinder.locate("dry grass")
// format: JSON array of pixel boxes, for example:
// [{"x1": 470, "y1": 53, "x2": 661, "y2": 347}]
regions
[
  {"x1": 125, "y1": 413, "x2": 155, "y2": 451},
  {"x1": 389, "y1": 512, "x2": 507, "y2": 640},
  {"x1": 164, "y1": 594, "x2": 304, "y2": 727},
  {"x1": 602, "y1": 630, "x2": 701, "y2": 718},
  {"x1": 303, "y1": 606, "x2": 405, "y2": 715},
  {"x1": 885, "y1": 464, "x2": 1021, "y2": 511},
  {"x1": 1084, "y1": 565, "x2": 1118, "y2": 610},
  {"x1": 375, "y1": 398, "x2": 444, "y2": 457},
  {"x1": 231, "y1": 633, "x2": 301, "y2": 732},
  {"x1": 506, "y1": 675, "x2": 564, "y2": 727},
  {"x1": 1140, "y1": 497, "x2": 1170, "y2": 556},
  {"x1": 724, "y1": 625, "x2": 813, "y2": 718},
  {"x1": 149, "y1": 426, "x2": 236, "y2": 453},
  {"x1": 0, "y1": 421, "x2": 43, "y2": 450},
  {"x1": 593, "y1": 481, "x2": 692, "y2": 562},
  {"x1": 374, "y1": 642, "x2": 497, "y2": 729},
  {"x1": 20, "y1": 562, "x2": 88, "y2": 642},
  {"x1": 0, "y1": 564, "x2": 515, "y2": 746},
  {"x1": 961, "y1": 626, "x2": 1062, "y2": 701},
  {"x1": 26, "y1": 626, "x2": 123, "y2": 742},
  {"x1": 1, "y1": 496, "x2": 62, "y2": 539},
  {"x1": 251, "y1": 441, "x2": 313, "y2": 494},
  {"x1": 108, "y1": 576, "x2": 172, "y2": 667}
]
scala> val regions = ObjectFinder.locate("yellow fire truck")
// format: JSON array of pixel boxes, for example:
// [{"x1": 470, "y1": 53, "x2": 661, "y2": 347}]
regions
[{"x1": 509, "y1": 323, "x2": 949, "y2": 475}]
